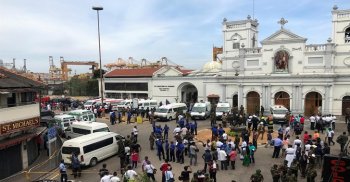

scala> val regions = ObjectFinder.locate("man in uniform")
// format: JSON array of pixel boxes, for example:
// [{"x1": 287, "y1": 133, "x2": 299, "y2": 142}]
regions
[
  {"x1": 336, "y1": 132, "x2": 349, "y2": 152},
  {"x1": 278, "y1": 160, "x2": 288, "y2": 181},
  {"x1": 250, "y1": 169, "x2": 264, "y2": 182},
  {"x1": 289, "y1": 159, "x2": 299, "y2": 178},
  {"x1": 306, "y1": 165, "x2": 317, "y2": 182},
  {"x1": 270, "y1": 164, "x2": 280, "y2": 182},
  {"x1": 149, "y1": 132, "x2": 155, "y2": 150},
  {"x1": 117, "y1": 139, "x2": 126, "y2": 171},
  {"x1": 285, "y1": 169, "x2": 297, "y2": 182}
]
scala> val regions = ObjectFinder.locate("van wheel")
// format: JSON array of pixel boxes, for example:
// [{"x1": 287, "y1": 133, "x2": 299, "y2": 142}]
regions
[
  {"x1": 90, "y1": 158, "x2": 98, "y2": 166},
  {"x1": 168, "y1": 117, "x2": 172, "y2": 121},
  {"x1": 67, "y1": 136, "x2": 71, "y2": 140}
]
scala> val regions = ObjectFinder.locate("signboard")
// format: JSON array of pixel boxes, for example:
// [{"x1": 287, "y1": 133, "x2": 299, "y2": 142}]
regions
[
  {"x1": 0, "y1": 117, "x2": 40, "y2": 135},
  {"x1": 154, "y1": 85, "x2": 174, "y2": 92},
  {"x1": 322, "y1": 154, "x2": 350, "y2": 182},
  {"x1": 132, "y1": 98, "x2": 139, "y2": 109}
]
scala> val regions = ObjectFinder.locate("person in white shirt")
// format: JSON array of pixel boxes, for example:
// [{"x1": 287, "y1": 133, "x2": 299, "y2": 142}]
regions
[
  {"x1": 124, "y1": 166, "x2": 137, "y2": 181},
  {"x1": 216, "y1": 140, "x2": 223, "y2": 152},
  {"x1": 293, "y1": 136, "x2": 302, "y2": 149},
  {"x1": 47, "y1": 103, "x2": 51, "y2": 111},
  {"x1": 173, "y1": 125, "x2": 181, "y2": 134},
  {"x1": 165, "y1": 166, "x2": 174, "y2": 182},
  {"x1": 304, "y1": 143, "x2": 311, "y2": 156},
  {"x1": 124, "y1": 146, "x2": 130, "y2": 165},
  {"x1": 218, "y1": 148, "x2": 228, "y2": 170},
  {"x1": 100, "y1": 171, "x2": 113, "y2": 182},
  {"x1": 132, "y1": 126, "x2": 138, "y2": 143},
  {"x1": 309, "y1": 115, "x2": 316, "y2": 130},
  {"x1": 285, "y1": 145, "x2": 295, "y2": 167},
  {"x1": 227, "y1": 139, "x2": 235, "y2": 149},
  {"x1": 241, "y1": 140, "x2": 247, "y2": 156},
  {"x1": 144, "y1": 161, "x2": 156, "y2": 181},
  {"x1": 181, "y1": 127, "x2": 188, "y2": 137},
  {"x1": 222, "y1": 132, "x2": 228, "y2": 142},
  {"x1": 110, "y1": 172, "x2": 121, "y2": 182}
]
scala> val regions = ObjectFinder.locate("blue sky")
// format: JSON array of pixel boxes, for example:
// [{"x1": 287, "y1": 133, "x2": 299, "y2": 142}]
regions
[{"x1": 0, "y1": 0, "x2": 349, "y2": 73}]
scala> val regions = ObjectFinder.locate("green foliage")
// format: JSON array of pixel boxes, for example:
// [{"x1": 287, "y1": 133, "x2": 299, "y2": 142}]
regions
[
  {"x1": 93, "y1": 69, "x2": 106, "y2": 79},
  {"x1": 135, "y1": 172, "x2": 151, "y2": 182},
  {"x1": 64, "y1": 77, "x2": 98, "y2": 96}
]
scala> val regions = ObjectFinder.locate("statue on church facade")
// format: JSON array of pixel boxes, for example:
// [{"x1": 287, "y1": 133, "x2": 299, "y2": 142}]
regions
[{"x1": 274, "y1": 50, "x2": 289, "y2": 71}]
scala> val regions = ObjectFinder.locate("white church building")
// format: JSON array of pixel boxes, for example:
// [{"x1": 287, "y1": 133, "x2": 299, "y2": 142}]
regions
[{"x1": 103, "y1": 6, "x2": 350, "y2": 116}]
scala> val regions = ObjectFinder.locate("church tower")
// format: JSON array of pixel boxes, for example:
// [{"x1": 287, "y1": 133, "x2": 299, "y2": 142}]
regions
[
  {"x1": 332, "y1": 5, "x2": 350, "y2": 45},
  {"x1": 222, "y1": 15, "x2": 259, "y2": 54}
]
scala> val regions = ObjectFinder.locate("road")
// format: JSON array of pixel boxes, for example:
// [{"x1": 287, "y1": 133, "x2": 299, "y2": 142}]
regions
[{"x1": 6, "y1": 117, "x2": 348, "y2": 182}]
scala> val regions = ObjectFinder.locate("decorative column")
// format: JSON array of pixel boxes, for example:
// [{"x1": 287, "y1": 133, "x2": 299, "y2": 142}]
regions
[
  {"x1": 238, "y1": 84, "x2": 243, "y2": 107},
  {"x1": 324, "y1": 84, "x2": 332, "y2": 115},
  {"x1": 222, "y1": 85, "x2": 227, "y2": 102}
]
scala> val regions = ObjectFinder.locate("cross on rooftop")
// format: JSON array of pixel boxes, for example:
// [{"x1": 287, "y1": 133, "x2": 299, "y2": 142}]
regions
[{"x1": 278, "y1": 18, "x2": 288, "y2": 29}]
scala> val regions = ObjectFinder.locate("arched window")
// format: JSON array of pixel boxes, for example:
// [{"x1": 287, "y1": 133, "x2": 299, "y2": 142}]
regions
[
  {"x1": 232, "y1": 34, "x2": 241, "y2": 49},
  {"x1": 345, "y1": 27, "x2": 350, "y2": 43}
]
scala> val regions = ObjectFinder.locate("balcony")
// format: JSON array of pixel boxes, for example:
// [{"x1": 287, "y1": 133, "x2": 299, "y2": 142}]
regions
[
  {"x1": 305, "y1": 44, "x2": 326, "y2": 52},
  {"x1": 0, "y1": 103, "x2": 40, "y2": 123}
]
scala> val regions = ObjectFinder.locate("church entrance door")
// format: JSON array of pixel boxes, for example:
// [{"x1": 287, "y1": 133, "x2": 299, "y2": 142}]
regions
[
  {"x1": 342, "y1": 96, "x2": 350, "y2": 116},
  {"x1": 304, "y1": 92, "x2": 322, "y2": 116},
  {"x1": 274, "y1": 91, "x2": 290, "y2": 110},
  {"x1": 246, "y1": 91, "x2": 260, "y2": 115}
]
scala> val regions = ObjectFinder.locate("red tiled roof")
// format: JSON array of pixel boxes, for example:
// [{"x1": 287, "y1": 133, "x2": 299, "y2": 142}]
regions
[
  {"x1": 104, "y1": 67, "x2": 161, "y2": 78},
  {"x1": 105, "y1": 67, "x2": 193, "y2": 78}
]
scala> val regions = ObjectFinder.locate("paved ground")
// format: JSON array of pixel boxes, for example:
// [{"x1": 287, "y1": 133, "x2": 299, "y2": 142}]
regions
[{"x1": 3, "y1": 117, "x2": 349, "y2": 182}]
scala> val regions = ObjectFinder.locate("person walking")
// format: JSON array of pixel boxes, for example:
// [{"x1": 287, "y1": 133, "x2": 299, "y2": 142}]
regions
[
  {"x1": 272, "y1": 136, "x2": 283, "y2": 158},
  {"x1": 156, "y1": 139, "x2": 165, "y2": 161},
  {"x1": 124, "y1": 166, "x2": 138, "y2": 182},
  {"x1": 160, "y1": 159, "x2": 171, "y2": 182},
  {"x1": 217, "y1": 147, "x2": 227, "y2": 170},
  {"x1": 327, "y1": 128, "x2": 335, "y2": 146},
  {"x1": 110, "y1": 172, "x2": 121, "y2": 182},
  {"x1": 189, "y1": 142, "x2": 198, "y2": 166},
  {"x1": 270, "y1": 164, "x2": 280, "y2": 182},
  {"x1": 165, "y1": 166, "x2": 175, "y2": 182},
  {"x1": 248, "y1": 142, "x2": 256, "y2": 164},
  {"x1": 132, "y1": 126, "x2": 138, "y2": 143},
  {"x1": 179, "y1": 166, "x2": 192, "y2": 182},
  {"x1": 99, "y1": 164, "x2": 109, "y2": 178},
  {"x1": 71, "y1": 152, "x2": 81, "y2": 178},
  {"x1": 131, "y1": 150, "x2": 139, "y2": 169},
  {"x1": 59, "y1": 160, "x2": 68, "y2": 182},
  {"x1": 336, "y1": 132, "x2": 349, "y2": 152},
  {"x1": 144, "y1": 160, "x2": 156, "y2": 181},
  {"x1": 202, "y1": 149, "x2": 212, "y2": 173}
]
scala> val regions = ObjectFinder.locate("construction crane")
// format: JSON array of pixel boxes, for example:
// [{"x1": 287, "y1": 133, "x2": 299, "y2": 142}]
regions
[
  {"x1": 104, "y1": 58, "x2": 127, "y2": 70},
  {"x1": 60, "y1": 57, "x2": 99, "y2": 81},
  {"x1": 126, "y1": 57, "x2": 140, "y2": 69}
]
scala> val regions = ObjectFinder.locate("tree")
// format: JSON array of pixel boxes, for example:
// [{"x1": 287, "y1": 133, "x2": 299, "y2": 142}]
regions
[{"x1": 93, "y1": 69, "x2": 106, "y2": 79}]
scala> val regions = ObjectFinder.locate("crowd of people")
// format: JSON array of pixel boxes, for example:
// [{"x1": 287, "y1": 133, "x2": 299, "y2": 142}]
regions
[{"x1": 57, "y1": 102, "x2": 350, "y2": 182}]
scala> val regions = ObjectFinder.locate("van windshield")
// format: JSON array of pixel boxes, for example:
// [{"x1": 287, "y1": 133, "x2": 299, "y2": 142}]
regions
[
  {"x1": 192, "y1": 107, "x2": 206, "y2": 112},
  {"x1": 62, "y1": 147, "x2": 80, "y2": 154},
  {"x1": 216, "y1": 107, "x2": 230, "y2": 112},
  {"x1": 274, "y1": 110, "x2": 287, "y2": 114},
  {"x1": 93, "y1": 127, "x2": 110, "y2": 132},
  {"x1": 157, "y1": 108, "x2": 168, "y2": 113},
  {"x1": 84, "y1": 101, "x2": 94, "y2": 105}
]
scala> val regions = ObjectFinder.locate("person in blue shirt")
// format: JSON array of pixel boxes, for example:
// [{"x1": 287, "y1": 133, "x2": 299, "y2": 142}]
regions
[
  {"x1": 163, "y1": 124, "x2": 169, "y2": 139},
  {"x1": 164, "y1": 140, "x2": 170, "y2": 161},
  {"x1": 190, "y1": 122, "x2": 195, "y2": 135},
  {"x1": 272, "y1": 137, "x2": 283, "y2": 158},
  {"x1": 218, "y1": 125, "x2": 225, "y2": 136},
  {"x1": 156, "y1": 139, "x2": 165, "y2": 161},
  {"x1": 176, "y1": 141, "x2": 185, "y2": 164},
  {"x1": 59, "y1": 159, "x2": 68, "y2": 182},
  {"x1": 127, "y1": 111, "x2": 132, "y2": 124},
  {"x1": 170, "y1": 141, "x2": 176, "y2": 162},
  {"x1": 178, "y1": 117, "x2": 185, "y2": 128},
  {"x1": 212, "y1": 126, "x2": 218, "y2": 141},
  {"x1": 110, "y1": 111, "x2": 116, "y2": 125}
]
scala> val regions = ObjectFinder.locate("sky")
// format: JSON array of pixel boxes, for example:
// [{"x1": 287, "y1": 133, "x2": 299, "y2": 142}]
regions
[{"x1": 0, "y1": 0, "x2": 350, "y2": 74}]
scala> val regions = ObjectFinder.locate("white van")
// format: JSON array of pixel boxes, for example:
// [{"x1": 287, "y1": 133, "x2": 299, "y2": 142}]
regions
[
  {"x1": 190, "y1": 102, "x2": 211, "y2": 120},
  {"x1": 68, "y1": 109, "x2": 96, "y2": 122},
  {"x1": 61, "y1": 132, "x2": 123, "y2": 167},
  {"x1": 138, "y1": 100, "x2": 158, "y2": 110},
  {"x1": 116, "y1": 99, "x2": 133, "y2": 110},
  {"x1": 54, "y1": 114, "x2": 77, "y2": 131},
  {"x1": 216, "y1": 102, "x2": 231, "y2": 120},
  {"x1": 83, "y1": 99, "x2": 97, "y2": 110},
  {"x1": 65, "y1": 122, "x2": 110, "y2": 139},
  {"x1": 270, "y1": 105, "x2": 289, "y2": 124},
  {"x1": 154, "y1": 103, "x2": 187, "y2": 121}
]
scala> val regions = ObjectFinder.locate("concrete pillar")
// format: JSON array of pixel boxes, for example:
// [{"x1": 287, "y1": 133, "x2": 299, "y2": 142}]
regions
[
  {"x1": 222, "y1": 85, "x2": 227, "y2": 102},
  {"x1": 203, "y1": 84, "x2": 207, "y2": 101},
  {"x1": 22, "y1": 142, "x2": 28, "y2": 169},
  {"x1": 238, "y1": 84, "x2": 243, "y2": 107}
]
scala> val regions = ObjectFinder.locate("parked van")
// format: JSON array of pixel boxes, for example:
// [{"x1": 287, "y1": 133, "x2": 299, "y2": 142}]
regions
[
  {"x1": 216, "y1": 102, "x2": 231, "y2": 120},
  {"x1": 270, "y1": 105, "x2": 289, "y2": 124},
  {"x1": 138, "y1": 100, "x2": 158, "y2": 110},
  {"x1": 83, "y1": 99, "x2": 97, "y2": 110},
  {"x1": 68, "y1": 109, "x2": 96, "y2": 122},
  {"x1": 154, "y1": 103, "x2": 187, "y2": 121},
  {"x1": 54, "y1": 114, "x2": 77, "y2": 131},
  {"x1": 61, "y1": 132, "x2": 123, "y2": 166},
  {"x1": 65, "y1": 122, "x2": 110, "y2": 139},
  {"x1": 116, "y1": 99, "x2": 133, "y2": 110},
  {"x1": 190, "y1": 102, "x2": 211, "y2": 120}
]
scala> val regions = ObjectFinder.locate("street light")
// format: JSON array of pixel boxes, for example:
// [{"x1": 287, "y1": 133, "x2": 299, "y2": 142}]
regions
[{"x1": 92, "y1": 6, "x2": 104, "y2": 106}]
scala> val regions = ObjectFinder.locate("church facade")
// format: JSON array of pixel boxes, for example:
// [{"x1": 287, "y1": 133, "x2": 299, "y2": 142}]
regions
[{"x1": 103, "y1": 6, "x2": 350, "y2": 116}]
